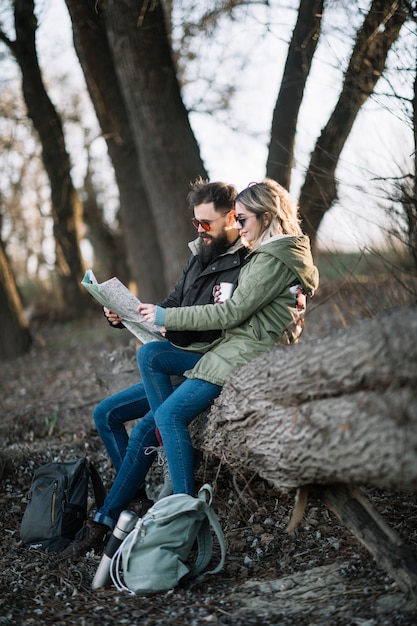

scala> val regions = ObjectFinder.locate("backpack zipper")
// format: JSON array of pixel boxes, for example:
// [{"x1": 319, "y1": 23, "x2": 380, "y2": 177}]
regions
[{"x1": 51, "y1": 481, "x2": 58, "y2": 523}]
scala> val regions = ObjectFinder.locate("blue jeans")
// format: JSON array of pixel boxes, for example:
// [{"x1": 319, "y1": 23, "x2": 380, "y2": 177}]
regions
[
  {"x1": 138, "y1": 342, "x2": 222, "y2": 497},
  {"x1": 93, "y1": 382, "x2": 151, "y2": 473},
  {"x1": 94, "y1": 409, "x2": 159, "y2": 529},
  {"x1": 93, "y1": 342, "x2": 215, "y2": 529}
]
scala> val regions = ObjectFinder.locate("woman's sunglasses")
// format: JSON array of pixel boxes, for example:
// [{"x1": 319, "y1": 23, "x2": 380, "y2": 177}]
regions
[{"x1": 234, "y1": 214, "x2": 257, "y2": 227}]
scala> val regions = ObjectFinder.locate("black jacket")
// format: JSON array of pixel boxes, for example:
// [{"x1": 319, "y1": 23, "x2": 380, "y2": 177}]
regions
[{"x1": 158, "y1": 238, "x2": 247, "y2": 347}]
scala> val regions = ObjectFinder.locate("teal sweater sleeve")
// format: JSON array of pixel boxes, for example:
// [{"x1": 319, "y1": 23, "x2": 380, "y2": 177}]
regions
[{"x1": 154, "y1": 306, "x2": 166, "y2": 326}]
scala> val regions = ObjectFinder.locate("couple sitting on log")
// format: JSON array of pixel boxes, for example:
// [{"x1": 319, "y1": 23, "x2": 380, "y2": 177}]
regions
[{"x1": 59, "y1": 176, "x2": 318, "y2": 560}]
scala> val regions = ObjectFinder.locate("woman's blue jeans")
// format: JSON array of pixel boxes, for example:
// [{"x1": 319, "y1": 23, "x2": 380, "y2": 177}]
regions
[{"x1": 138, "y1": 341, "x2": 222, "y2": 497}]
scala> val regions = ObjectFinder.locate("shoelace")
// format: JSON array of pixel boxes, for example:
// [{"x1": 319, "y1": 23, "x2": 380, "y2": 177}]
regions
[
  {"x1": 145, "y1": 446, "x2": 170, "y2": 480},
  {"x1": 144, "y1": 445, "x2": 173, "y2": 499},
  {"x1": 144, "y1": 446, "x2": 171, "y2": 481}
]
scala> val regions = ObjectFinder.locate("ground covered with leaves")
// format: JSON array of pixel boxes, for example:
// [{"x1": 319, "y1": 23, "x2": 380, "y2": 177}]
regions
[{"x1": 1, "y1": 276, "x2": 417, "y2": 625}]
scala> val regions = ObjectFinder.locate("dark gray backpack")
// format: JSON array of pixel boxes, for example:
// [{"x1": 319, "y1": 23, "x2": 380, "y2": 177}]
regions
[{"x1": 20, "y1": 457, "x2": 106, "y2": 553}]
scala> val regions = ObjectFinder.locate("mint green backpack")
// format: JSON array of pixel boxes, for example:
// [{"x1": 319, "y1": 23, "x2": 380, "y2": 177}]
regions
[{"x1": 110, "y1": 484, "x2": 226, "y2": 594}]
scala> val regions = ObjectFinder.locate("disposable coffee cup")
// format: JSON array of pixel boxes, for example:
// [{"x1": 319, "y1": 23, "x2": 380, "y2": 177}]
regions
[{"x1": 218, "y1": 282, "x2": 233, "y2": 303}]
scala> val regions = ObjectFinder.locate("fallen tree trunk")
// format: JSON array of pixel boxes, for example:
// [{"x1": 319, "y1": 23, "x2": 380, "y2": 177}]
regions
[
  {"x1": 203, "y1": 306, "x2": 417, "y2": 492},
  {"x1": 202, "y1": 305, "x2": 417, "y2": 602}
]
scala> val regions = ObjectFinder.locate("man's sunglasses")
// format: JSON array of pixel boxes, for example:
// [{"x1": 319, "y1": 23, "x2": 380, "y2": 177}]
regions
[{"x1": 191, "y1": 214, "x2": 229, "y2": 232}]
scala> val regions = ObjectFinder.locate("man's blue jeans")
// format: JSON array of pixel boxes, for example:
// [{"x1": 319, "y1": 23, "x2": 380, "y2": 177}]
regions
[
  {"x1": 94, "y1": 408, "x2": 159, "y2": 529},
  {"x1": 93, "y1": 382, "x2": 151, "y2": 473}
]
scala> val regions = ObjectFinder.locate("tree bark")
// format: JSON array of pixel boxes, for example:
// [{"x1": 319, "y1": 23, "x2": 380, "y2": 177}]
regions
[
  {"x1": 0, "y1": 240, "x2": 32, "y2": 359},
  {"x1": 64, "y1": 0, "x2": 167, "y2": 301},
  {"x1": 409, "y1": 44, "x2": 417, "y2": 270},
  {"x1": 267, "y1": 0, "x2": 323, "y2": 189},
  {"x1": 299, "y1": 0, "x2": 407, "y2": 246},
  {"x1": 203, "y1": 306, "x2": 417, "y2": 492},
  {"x1": 201, "y1": 306, "x2": 417, "y2": 600},
  {"x1": 82, "y1": 154, "x2": 130, "y2": 286},
  {"x1": 2, "y1": 0, "x2": 88, "y2": 315},
  {"x1": 103, "y1": 0, "x2": 208, "y2": 288}
]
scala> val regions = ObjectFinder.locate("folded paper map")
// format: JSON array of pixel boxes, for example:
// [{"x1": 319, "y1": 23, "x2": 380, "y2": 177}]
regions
[{"x1": 81, "y1": 269, "x2": 163, "y2": 344}]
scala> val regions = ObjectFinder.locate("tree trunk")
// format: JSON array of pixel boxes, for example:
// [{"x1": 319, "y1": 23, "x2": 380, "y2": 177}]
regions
[
  {"x1": 64, "y1": 0, "x2": 167, "y2": 301},
  {"x1": 9, "y1": 0, "x2": 87, "y2": 315},
  {"x1": 0, "y1": 241, "x2": 32, "y2": 359},
  {"x1": 82, "y1": 155, "x2": 130, "y2": 286},
  {"x1": 409, "y1": 45, "x2": 417, "y2": 270},
  {"x1": 267, "y1": 0, "x2": 323, "y2": 189},
  {"x1": 103, "y1": 0, "x2": 208, "y2": 289},
  {"x1": 202, "y1": 306, "x2": 417, "y2": 601},
  {"x1": 203, "y1": 306, "x2": 417, "y2": 492},
  {"x1": 299, "y1": 0, "x2": 406, "y2": 246}
]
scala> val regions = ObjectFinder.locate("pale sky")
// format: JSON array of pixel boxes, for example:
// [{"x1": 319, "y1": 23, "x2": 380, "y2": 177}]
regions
[{"x1": 35, "y1": 0, "x2": 414, "y2": 253}]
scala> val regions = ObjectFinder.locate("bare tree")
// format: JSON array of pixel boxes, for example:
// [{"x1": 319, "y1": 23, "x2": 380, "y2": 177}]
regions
[
  {"x1": 101, "y1": 0, "x2": 208, "y2": 288},
  {"x1": 380, "y1": 166, "x2": 417, "y2": 274},
  {"x1": 0, "y1": 0, "x2": 88, "y2": 315},
  {"x1": 64, "y1": 0, "x2": 167, "y2": 301},
  {"x1": 410, "y1": 43, "x2": 417, "y2": 268},
  {"x1": 299, "y1": 0, "x2": 407, "y2": 246},
  {"x1": 82, "y1": 145, "x2": 130, "y2": 285},
  {"x1": 0, "y1": 239, "x2": 31, "y2": 359},
  {"x1": 0, "y1": 96, "x2": 47, "y2": 284},
  {"x1": 267, "y1": 0, "x2": 324, "y2": 189},
  {"x1": 166, "y1": 0, "x2": 410, "y2": 251}
]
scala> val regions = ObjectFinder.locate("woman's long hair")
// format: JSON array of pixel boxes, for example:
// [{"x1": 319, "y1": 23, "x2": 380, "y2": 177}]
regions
[{"x1": 235, "y1": 178, "x2": 302, "y2": 248}]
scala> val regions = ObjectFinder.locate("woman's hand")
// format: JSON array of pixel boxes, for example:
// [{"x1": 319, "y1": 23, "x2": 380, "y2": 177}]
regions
[
  {"x1": 103, "y1": 307, "x2": 123, "y2": 326},
  {"x1": 212, "y1": 285, "x2": 222, "y2": 303},
  {"x1": 138, "y1": 303, "x2": 156, "y2": 324}
]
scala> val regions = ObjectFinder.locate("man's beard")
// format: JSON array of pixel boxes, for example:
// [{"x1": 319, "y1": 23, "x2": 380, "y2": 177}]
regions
[{"x1": 198, "y1": 231, "x2": 233, "y2": 265}]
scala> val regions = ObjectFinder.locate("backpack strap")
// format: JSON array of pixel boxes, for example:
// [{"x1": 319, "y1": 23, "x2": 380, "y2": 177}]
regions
[
  {"x1": 88, "y1": 461, "x2": 107, "y2": 510},
  {"x1": 194, "y1": 484, "x2": 227, "y2": 577}
]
